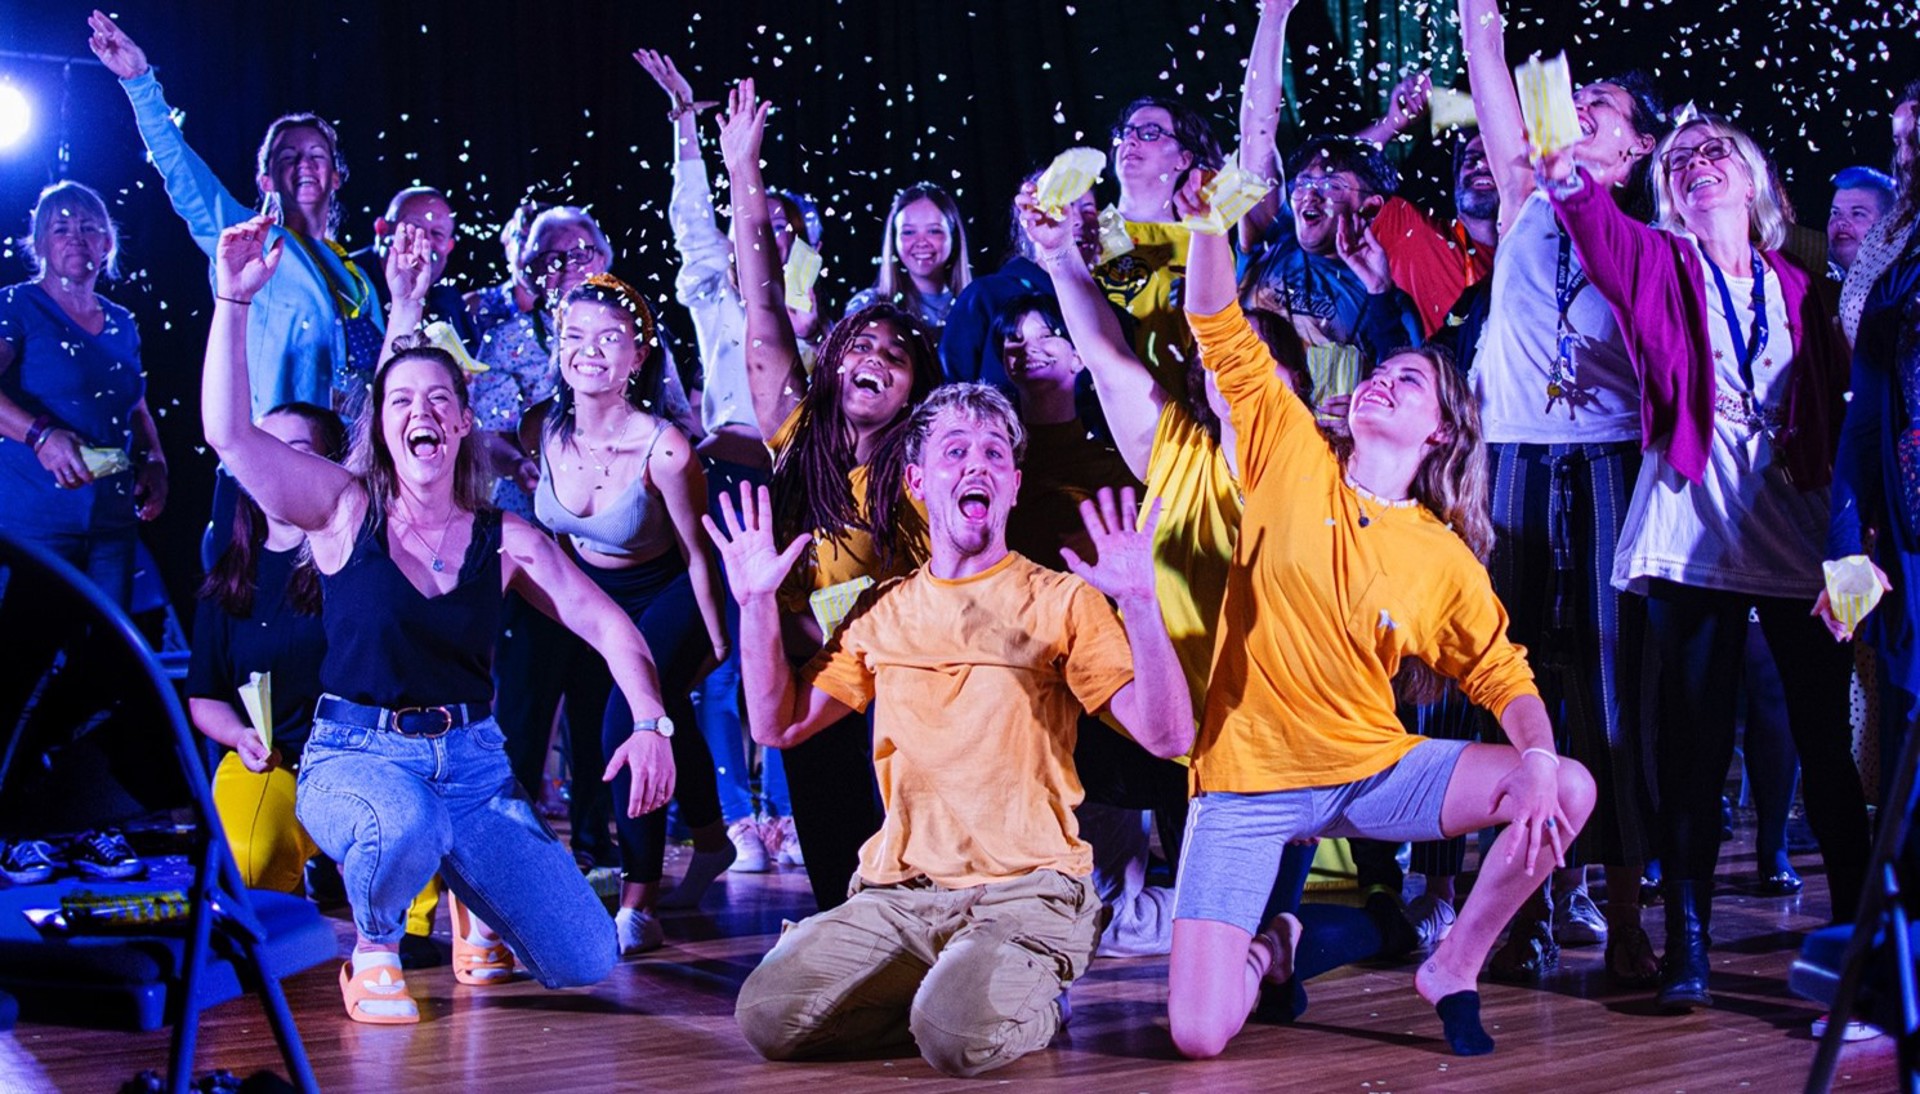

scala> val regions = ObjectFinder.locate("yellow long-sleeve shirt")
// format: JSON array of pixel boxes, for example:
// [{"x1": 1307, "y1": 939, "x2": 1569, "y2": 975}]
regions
[{"x1": 1191, "y1": 302, "x2": 1537, "y2": 793}]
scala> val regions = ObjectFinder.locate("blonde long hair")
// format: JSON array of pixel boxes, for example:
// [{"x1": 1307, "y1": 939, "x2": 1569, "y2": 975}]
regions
[{"x1": 1651, "y1": 116, "x2": 1788, "y2": 251}]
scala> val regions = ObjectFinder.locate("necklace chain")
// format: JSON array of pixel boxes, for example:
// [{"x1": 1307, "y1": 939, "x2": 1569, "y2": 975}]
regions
[{"x1": 398, "y1": 504, "x2": 459, "y2": 574}]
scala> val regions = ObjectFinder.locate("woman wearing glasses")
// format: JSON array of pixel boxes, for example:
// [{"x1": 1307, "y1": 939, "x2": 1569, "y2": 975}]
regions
[
  {"x1": 1539, "y1": 115, "x2": 1868, "y2": 1013},
  {"x1": 845, "y1": 184, "x2": 972, "y2": 332},
  {"x1": 1093, "y1": 97, "x2": 1225, "y2": 396}
]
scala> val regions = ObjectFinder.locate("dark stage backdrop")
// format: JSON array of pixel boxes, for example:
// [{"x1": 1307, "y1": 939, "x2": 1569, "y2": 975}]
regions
[{"x1": 0, "y1": 0, "x2": 1910, "y2": 619}]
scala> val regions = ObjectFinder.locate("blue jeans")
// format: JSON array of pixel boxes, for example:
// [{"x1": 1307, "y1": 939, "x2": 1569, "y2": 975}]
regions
[
  {"x1": 295, "y1": 711, "x2": 616, "y2": 988},
  {"x1": 34, "y1": 525, "x2": 136, "y2": 611}
]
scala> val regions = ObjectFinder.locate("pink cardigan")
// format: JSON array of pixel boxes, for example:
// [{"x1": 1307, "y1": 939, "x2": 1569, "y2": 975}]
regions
[{"x1": 1550, "y1": 171, "x2": 1848, "y2": 488}]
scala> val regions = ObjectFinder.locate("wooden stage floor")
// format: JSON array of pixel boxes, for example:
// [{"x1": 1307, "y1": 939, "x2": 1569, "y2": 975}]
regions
[{"x1": 2, "y1": 824, "x2": 1903, "y2": 1093}]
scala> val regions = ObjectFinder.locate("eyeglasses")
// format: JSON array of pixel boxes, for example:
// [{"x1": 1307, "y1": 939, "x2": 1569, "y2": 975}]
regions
[
  {"x1": 1289, "y1": 174, "x2": 1372, "y2": 200},
  {"x1": 1660, "y1": 137, "x2": 1737, "y2": 175},
  {"x1": 1111, "y1": 123, "x2": 1175, "y2": 146},
  {"x1": 529, "y1": 245, "x2": 604, "y2": 277}
]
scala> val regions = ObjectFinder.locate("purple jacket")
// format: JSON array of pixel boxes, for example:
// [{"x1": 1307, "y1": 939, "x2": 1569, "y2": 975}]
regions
[{"x1": 1550, "y1": 170, "x2": 1848, "y2": 488}]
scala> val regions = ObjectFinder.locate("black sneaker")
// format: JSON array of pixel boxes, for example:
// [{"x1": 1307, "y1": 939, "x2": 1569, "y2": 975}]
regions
[
  {"x1": 0, "y1": 840, "x2": 57, "y2": 884},
  {"x1": 65, "y1": 829, "x2": 145, "y2": 880}
]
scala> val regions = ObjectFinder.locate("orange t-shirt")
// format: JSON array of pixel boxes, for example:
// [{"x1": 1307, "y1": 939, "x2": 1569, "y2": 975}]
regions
[{"x1": 803, "y1": 552, "x2": 1136, "y2": 888}]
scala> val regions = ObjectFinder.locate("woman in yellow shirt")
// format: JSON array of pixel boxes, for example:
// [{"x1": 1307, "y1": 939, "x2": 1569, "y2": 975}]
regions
[{"x1": 1166, "y1": 184, "x2": 1595, "y2": 1060}]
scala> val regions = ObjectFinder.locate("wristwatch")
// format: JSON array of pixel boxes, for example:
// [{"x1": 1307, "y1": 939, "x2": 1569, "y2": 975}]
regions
[{"x1": 632, "y1": 715, "x2": 676, "y2": 739}]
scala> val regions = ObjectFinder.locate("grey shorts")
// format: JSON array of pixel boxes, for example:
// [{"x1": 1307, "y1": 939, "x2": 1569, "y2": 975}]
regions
[{"x1": 1172, "y1": 738, "x2": 1469, "y2": 934}]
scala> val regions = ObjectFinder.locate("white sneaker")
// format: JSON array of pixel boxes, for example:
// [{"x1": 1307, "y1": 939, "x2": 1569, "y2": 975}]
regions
[
  {"x1": 764, "y1": 816, "x2": 804, "y2": 867},
  {"x1": 1554, "y1": 886, "x2": 1608, "y2": 947},
  {"x1": 1407, "y1": 893, "x2": 1458, "y2": 947},
  {"x1": 1811, "y1": 1013, "x2": 1884, "y2": 1042},
  {"x1": 727, "y1": 818, "x2": 771, "y2": 873},
  {"x1": 615, "y1": 908, "x2": 664, "y2": 955}
]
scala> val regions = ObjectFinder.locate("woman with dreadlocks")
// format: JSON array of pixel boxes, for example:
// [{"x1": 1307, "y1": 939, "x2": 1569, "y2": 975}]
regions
[{"x1": 720, "y1": 79, "x2": 942, "y2": 909}]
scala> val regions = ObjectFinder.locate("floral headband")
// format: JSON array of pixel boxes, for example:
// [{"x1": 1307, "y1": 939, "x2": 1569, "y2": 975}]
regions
[{"x1": 574, "y1": 273, "x2": 657, "y2": 349}]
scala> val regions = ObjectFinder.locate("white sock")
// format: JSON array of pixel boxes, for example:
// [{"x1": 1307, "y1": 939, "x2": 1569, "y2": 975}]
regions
[{"x1": 348, "y1": 950, "x2": 416, "y2": 1018}]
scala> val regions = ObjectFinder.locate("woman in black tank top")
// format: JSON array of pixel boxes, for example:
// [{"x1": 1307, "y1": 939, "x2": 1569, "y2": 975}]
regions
[{"x1": 201, "y1": 217, "x2": 677, "y2": 1025}]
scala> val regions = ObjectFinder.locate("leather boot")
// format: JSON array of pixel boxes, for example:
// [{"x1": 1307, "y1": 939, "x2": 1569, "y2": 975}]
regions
[{"x1": 1656, "y1": 880, "x2": 1713, "y2": 1011}]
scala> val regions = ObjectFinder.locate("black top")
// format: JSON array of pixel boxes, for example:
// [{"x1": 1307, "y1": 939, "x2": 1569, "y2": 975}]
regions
[
  {"x1": 186, "y1": 546, "x2": 327, "y2": 759},
  {"x1": 319, "y1": 506, "x2": 503, "y2": 708}
]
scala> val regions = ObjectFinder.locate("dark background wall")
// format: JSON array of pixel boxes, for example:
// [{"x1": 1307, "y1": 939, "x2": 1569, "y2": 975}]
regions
[{"x1": 0, "y1": 0, "x2": 1910, "y2": 620}]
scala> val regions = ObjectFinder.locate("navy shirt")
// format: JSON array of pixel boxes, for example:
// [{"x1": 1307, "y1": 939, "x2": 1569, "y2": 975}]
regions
[
  {"x1": 187, "y1": 546, "x2": 327, "y2": 759},
  {"x1": 1238, "y1": 213, "x2": 1423, "y2": 372},
  {"x1": 0, "y1": 281, "x2": 144, "y2": 536}
]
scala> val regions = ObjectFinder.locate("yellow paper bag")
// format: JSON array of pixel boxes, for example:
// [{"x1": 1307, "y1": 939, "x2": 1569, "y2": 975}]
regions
[
  {"x1": 810, "y1": 575, "x2": 875, "y2": 641},
  {"x1": 1180, "y1": 163, "x2": 1274, "y2": 236},
  {"x1": 80, "y1": 446, "x2": 132, "y2": 477},
  {"x1": 237, "y1": 671, "x2": 273, "y2": 751},
  {"x1": 1034, "y1": 147, "x2": 1107, "y2": 216},
  {"x1": 1514, "y1": 52, "x2": 1581, "y2": 157},
  {"x1": 1429, "y1": 86, "x2": 1479, "y2": 136},
  {"x1": 1823, "y1": 556, "x2": 1886, "y2": 637},
  {"x1": 784, "y1": 239, "x2": 823, "y2": 314},
  {"x1": 1095, "y1": 207, "x2": 1135, "y2": 265}
]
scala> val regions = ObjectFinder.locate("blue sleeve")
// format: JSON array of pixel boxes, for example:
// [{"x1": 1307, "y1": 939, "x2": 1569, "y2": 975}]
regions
[
  {"x1": 185, "y1": 594, "x2": 235, "y2": 702},
  {"x1": 1352, "y1": 288, "x2": 1425, "y2": 368},
  {"x1": 938, "y1": 283, "x2": 990, "y2": 384},
  {"x1": 122, "y1": 71, "x2": 256, "y2": 257}
]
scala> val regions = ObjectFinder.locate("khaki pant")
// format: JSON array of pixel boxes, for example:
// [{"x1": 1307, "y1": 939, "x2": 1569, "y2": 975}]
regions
[{"x1": 736, "y1": 869, "x2": 1106, "y2": 1077}]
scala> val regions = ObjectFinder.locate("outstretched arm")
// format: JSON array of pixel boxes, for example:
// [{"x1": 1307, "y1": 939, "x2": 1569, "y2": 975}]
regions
[
  {"x1": 1354, "y1": 71, "x2": 1432, "y2": 147},
  {"x1": 202, "y1": 218, "x2": 357, "y2": 532},
  {"x1": 1238, "y1": 0, "x2": 1298, "y2": 251},
  {"x1": 1063, "y1": 489, "x2": 1193, "y2": 759},
  {"x1": 1021, "y1": 186, "x2": 1165, "y2": 479},
  {"x1": 377, "y1": 221, "x2": 434, "y2": 363},
  {"x1": 703, "y1": 483, "x2": 853, "y2": 748},
  {"x1": 718, "y1": 80, "x2": 804, "y2": 437},
  {"x1": 1457, "y1": 0, "x2": 1535, "y2": 232},
  {"x1": 500, "y1": 515, "x2": 675, "y2": 817},
  {"x1": 89, "y1": 10, "x2": 254, "y2": 254}
]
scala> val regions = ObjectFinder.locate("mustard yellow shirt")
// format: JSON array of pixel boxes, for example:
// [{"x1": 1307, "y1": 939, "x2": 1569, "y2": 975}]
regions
[
  {"x1": 1191, "y1": 302, "x2": 1536, "y2": 793},
  {"x1": 803, "y1": 552, "x2": 1136, "y2": 888},
  {"x1": 1095, "y1": 219, "x2": 1194, "y2": 398},
  {"x1": 1144, "y1": 401, "x2": 1246, "y2": 732}
]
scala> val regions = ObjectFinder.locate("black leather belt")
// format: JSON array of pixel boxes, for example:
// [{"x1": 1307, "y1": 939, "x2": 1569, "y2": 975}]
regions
[{"x1": 314, "y1": 695, "x2": 492, "y2": 738}]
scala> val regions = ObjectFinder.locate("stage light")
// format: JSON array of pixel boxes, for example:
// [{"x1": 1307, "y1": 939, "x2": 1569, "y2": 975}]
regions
[{"x1": 0, "y1": 83, "x2": 30, "y2": 150}]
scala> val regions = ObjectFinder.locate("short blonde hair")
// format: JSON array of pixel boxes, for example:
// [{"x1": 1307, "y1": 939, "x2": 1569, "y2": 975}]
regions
[{"x1": 1651, "y1": 116, "x2": 1787, "y2": 251}]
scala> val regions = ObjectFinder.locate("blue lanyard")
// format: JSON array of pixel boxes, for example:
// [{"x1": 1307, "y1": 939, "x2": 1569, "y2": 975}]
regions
[
  {"x1": 1700, "y1": 247, "x2": 1769, "y2": 395},
  {"x1": 1553, "y1": 231, "x2": 1588, "y2": 363}
]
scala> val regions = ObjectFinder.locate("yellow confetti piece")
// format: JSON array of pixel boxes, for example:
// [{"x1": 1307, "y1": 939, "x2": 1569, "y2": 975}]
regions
[
  {"x1": 1034, "y1": 147, "x2": 1106, "y2": 216},
  {"x1": 1514, "y1": 52, "x2": 1581, "y2": 157}
]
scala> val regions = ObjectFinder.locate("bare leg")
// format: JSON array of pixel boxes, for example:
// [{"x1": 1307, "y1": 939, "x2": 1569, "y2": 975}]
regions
[
  {"x1": 1167, "y1": 914, "x2": 1300, "y2": 1060},
  {"x1": 1414, "y1": 745, "x2": 1596, "y2": 1054}
]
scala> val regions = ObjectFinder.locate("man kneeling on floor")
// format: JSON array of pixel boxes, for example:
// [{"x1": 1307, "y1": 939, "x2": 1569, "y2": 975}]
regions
[{"x1": 708, "y1": 383, "x2": 1193, "y2": 1077}]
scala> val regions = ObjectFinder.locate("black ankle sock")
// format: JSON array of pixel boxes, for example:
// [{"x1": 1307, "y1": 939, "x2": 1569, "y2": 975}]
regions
[{"x1": 1435, "y1": 990, "x2": 1495, "y2": 1056}]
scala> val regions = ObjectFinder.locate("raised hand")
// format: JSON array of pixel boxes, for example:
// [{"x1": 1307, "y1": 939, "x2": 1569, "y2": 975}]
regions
[
  {"x1": 384, "y1": 221, "x2": 435, "y2": 308},
  {"x1": 1015, "y1": 182, "x2": 1076, "y2": 259},
  {"x1": 1335, "y1": 212, "x2": 1392, "y2": 294},
  {"x1": 633, "y1": 49, "x2": 715, "y2": 115},
  {"x1": 701, "y1": 481, "x2": 811, "y2": 604},
  {"x1": 1061, "y1": 486, "x2": 1163, "y2": 605},
  {"x1": 1530, "y1": 141, "x2": 1579, "y2": 189},
  {"x1": 716, "y1": 78, "x2": 770, "y2": 175},
  {"x1": 1384, "y1": 71, "x2": 1434, "y2": 130},
  {"x1": 86, "y1": 10, "x2": 149, "y2": 80},
  {"x1": 213, "y1": 216, "x2": 284, "y2": 303},
  {"x1": 603, "y1": 730, "x2": 676, "y2": 818}
]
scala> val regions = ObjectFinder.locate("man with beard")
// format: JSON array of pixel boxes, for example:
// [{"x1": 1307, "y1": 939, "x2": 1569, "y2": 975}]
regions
[
  {"x1": 1371, "y1": 133, "x2": 1502, "y2": 338},
  {"x1": 716, "y1": 385, "x2": 1191, "y2": 1077}
]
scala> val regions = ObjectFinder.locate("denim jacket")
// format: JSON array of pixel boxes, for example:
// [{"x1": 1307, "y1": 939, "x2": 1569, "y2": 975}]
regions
[{"x1": 122, "y1": 71, "x2": 382, "y2": 415}]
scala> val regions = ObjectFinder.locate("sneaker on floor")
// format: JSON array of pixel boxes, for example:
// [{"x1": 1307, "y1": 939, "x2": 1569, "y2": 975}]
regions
[
  {"x1": 65, "y1": 829, "x2": 144, "y2": 880},
  {"x1": 1407, "y1": 893, "x2": 1457, "y2": 947},
  {"x1": 1554, "y1": 886, "x2": 1608, "y2": 947},
  {"x1": 0, "y1": 840, "x2": 57, "y2": 885},
  {"x1": 764, "y1": 816, "x2": 804, "y2": 868},
  {"x1": 615, "y1": 908, "x2": 665, "y2": 955},
  {"x1": 1811, "y1": 1013, "x2": 1884, "y2": 1042},
  {"x1": 727, "y1": 818, "x2": 770, "y2": 874}
]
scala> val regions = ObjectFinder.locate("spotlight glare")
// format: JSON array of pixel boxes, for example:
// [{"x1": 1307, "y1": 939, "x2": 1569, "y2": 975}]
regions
[{"x1": 0, "y1": 84, "x2": 30, "y2": 150}]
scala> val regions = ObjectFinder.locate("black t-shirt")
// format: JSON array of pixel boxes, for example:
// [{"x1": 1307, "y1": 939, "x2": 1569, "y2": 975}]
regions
[{"x1": 186, "y1": 546, "x2": 327, "y2": 759}]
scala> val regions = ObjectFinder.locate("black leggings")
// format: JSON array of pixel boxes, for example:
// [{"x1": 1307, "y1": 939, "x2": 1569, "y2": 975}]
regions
[
  {"x1": 580, "y1": 553, "x2": 722, "y2": 886},
  {"x1": 781, "y1": 709, "x2": 883, "y2": 912},
  {"x1": 1646, "y1": 579, "x2": 1869, "y2": 923}
]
